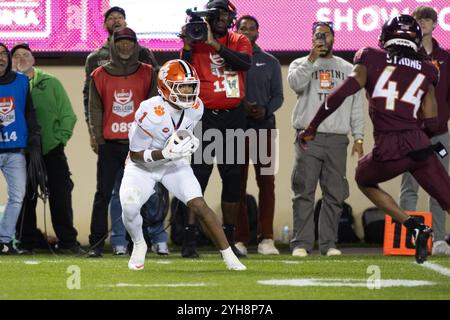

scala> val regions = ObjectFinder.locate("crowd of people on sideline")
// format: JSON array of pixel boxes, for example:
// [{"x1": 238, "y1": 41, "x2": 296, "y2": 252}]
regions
[{"x1": 0, "y1": 1, "x2": 449, "y2": 268}]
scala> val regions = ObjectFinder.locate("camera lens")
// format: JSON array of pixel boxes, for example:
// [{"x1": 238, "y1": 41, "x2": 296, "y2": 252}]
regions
[
  {"x1": 191, "y1": 25, "x2": 203, "y2": 39},
  {"x1": 186, "y1": 21, "x2": 207, "y2": 41}
]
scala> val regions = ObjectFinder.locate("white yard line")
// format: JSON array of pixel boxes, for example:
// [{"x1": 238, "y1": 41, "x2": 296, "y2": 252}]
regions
[
  {"x1": 258, "y1": 278, "x2": 434, "y2": 288},
  {"x1": 98, "y1": 282, "x2": 212, "y2": 288},
  {"x1": 419, "y1": 261, "x2": 450, "y2": 277}
]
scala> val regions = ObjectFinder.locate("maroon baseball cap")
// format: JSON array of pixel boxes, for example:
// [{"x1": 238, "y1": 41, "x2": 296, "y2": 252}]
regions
[{"x1": 113, "y1": 27, "x2": 137, "y2": 42}]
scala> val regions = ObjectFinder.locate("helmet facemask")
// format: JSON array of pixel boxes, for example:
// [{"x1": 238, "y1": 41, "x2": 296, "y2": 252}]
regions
[{"x1": 165, "y1": 79, "x2": 200, "y2": 109}]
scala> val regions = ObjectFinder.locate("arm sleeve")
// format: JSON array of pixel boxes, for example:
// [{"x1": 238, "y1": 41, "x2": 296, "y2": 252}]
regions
[
  {"x1": 310, "y1": 76, "x2": 363, "y2": 129},
  {"x1": 287, "y1": 58, "x2": 315, "y2": 93},
  {"x1": 217, "y1": 45, "x2": 252, "y2": 71},
  {"x1": 266, "y1": 59, "x2": 284, "y2": 117},
  {"x1": 25, "y1": 89, "x2": 40, "y2": 138},
  {"x1": 88, "y1": 79, "x2": 104, "y2": 144},
  {"x1": 350, "y1": 89, "x2": 365, "y2": 141},
  {"x1": 54, "y1": 79, "x2": 77, "y2": 145},
  {"x1": 82, "y1": 58, "x2": 92, "y2": 124}
]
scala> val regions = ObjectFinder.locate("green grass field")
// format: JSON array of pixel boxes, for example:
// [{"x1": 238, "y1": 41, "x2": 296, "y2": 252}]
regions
[{"x1": 1, "y1": 247, "x2": 450, "y2": 300}]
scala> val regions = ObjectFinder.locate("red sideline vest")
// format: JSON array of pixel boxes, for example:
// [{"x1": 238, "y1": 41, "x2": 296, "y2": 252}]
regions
[{"x1": 92, "y1": 64, "x2": 152, "y2": 140}]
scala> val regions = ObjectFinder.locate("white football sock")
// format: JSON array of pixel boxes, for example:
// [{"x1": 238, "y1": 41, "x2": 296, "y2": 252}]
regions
[
  {"x1": 220, "y1": 247, "x2": 247, "y2": 271},
  {"x1": 122, "y1": 212, "x2": 144, "y2": 244}
]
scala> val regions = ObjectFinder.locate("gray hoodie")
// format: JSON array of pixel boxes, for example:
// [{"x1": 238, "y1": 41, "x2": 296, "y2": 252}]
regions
[{"x1": 288, "y1": 55, "x2": 364, "y2": 140}]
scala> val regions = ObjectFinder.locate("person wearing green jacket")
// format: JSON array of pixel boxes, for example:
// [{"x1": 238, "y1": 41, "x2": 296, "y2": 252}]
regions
[{"x1": 11, "y1": 43, "x2": 82, "y2": 254}]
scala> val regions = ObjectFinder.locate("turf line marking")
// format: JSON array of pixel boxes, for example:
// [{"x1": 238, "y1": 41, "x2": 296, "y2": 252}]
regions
[
  {"x1": 98, "y1": 283, "x2": 211, "y2": 288},
  {"x1": 420, "y1": 261, "x2": 450, "y2": 277},
  {"x1": 258, "y1": 278, "x2": 434, "y2": 288}
]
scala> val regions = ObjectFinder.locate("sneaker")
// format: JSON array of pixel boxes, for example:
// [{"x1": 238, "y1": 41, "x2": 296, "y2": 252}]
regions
[
  {"x1": 231, "y1": 244, "x2": 246, "y2": 258},
  {"x1": 222, "y1": 248, "x2": 247, "y2": 271},
  {"x1": 0, "y1": 242, "x2": 31, "y2": 255},
  {"x1": 235, "y1": 242, "x2": 248, "y2": 256},
  {"x1": 128, "y1": 241, "x2": 147, "y2": 270},
  {"x1": 325, "y1": 248, "x2": 342, "y2": 256},
  {"x1": 112, "y1": 245, "x2": 127, "y2": 256},
  {"x1": 413, "y1": 225, "x2": 433, "y2": 264},
  {"x1": 257, "y1": 239, "x2": 280, "y2": 255},
  {"x1": 292, "y1": 248, "x2": 308, "y2": 257},
  {"x1": 432, "y1": 240, "x2": 450, "y2": 255},
  {"x1": 53, "y1": 243, "x2": 85, "y2": 255},
  {"x1": 87, "y1": 247, "x2": 103, "y2": 258},
  {"x1": 181, "y1": 244, "x2": 199, "y2": 258},
  {"x1": 151, "y1": 242, "x2": 170, "y2": 256}
]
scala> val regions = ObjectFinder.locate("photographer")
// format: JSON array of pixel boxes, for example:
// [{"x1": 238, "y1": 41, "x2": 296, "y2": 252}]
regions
[{"x1": 180, "y1": 0, "x2": 252, "y2": 258}]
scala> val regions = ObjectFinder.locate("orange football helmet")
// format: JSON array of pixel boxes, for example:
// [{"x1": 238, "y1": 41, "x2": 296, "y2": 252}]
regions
[{"x1": 157, "y1": 59, "x2": 200, "y2": 109}]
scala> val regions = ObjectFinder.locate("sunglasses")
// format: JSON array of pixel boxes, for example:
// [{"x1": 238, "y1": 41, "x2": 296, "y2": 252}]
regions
[{"x1": 312, "y1": 21, "x2": 334, "y2": 34}]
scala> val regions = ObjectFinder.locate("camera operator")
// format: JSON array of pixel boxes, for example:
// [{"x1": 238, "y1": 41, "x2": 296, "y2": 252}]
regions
[{"x1": 179, "y1": 0, "x2": 252, "y2": 258}]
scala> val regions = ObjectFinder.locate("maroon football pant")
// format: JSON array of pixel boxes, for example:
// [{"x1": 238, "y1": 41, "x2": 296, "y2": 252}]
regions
[
  {"x1": 236, "y1": 129, "x2": 276, "y2": 244},
  {"x1": 356, "y1": 152, "x2": 450, "y2": 210}
]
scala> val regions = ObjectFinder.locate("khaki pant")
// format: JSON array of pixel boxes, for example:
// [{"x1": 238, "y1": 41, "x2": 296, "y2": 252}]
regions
[{"x1": 291, "y1": 133, "x2": 349, "y2": 254}]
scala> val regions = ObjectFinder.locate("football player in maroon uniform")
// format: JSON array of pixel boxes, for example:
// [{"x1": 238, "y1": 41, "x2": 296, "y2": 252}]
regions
[{"x1": 298, "y1": 15, "x2": 450, "y2": 264}]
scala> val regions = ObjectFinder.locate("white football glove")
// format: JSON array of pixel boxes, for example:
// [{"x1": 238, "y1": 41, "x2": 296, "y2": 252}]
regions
[
  {"x1": 177, "y1": 129, "x2": 200, "y2": 153},
  {"x1": 191, "y1": 135, "x2": 200, "y2": 153},
  {"x1": 162, "y1": 131, "x2": 193, "y2": 160}
]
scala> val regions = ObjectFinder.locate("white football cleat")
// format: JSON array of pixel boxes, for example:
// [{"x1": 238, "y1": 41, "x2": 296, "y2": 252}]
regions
[
  {"x1": 224, "y1": 258, "x2": 247, "y2": 271},
  {"x1": 128, "y1": 241, "x2": 148, "y2": 271}
]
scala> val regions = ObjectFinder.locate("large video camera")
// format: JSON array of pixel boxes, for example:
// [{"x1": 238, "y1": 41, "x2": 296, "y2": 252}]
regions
[{"x1": 184, "y1": 7, "x2": 219, "y2": 42}]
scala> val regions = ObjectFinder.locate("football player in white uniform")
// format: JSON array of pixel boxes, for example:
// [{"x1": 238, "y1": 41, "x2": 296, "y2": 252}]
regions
[{"x1": 120, "y1": 59, "x2": 246, "y2": 271}]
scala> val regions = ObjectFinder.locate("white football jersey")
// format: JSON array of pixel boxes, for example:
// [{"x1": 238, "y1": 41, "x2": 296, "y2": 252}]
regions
[{"x1": 128, "y1": 95, "x2": 204, "y2": 156}]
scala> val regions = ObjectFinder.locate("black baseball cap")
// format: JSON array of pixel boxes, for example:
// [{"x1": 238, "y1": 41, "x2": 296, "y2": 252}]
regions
[
  {"x1": 104, "y1": 6, "x2": 126, "y2": 22},
  {"x1": 207, "y1": 0, "x2": 234, "y2": 11},
  {"x1": 11, "y1": 43, "x2": 32, "y2": 57}
]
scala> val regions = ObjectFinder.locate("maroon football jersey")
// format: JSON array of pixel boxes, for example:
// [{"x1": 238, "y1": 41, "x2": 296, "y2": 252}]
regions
[
  {"x1": 354, "y1": 47, "x2": 439, "y2": 160},
  {"x1": 354, "y1": 47, "x2": 438, "y2": 133}
]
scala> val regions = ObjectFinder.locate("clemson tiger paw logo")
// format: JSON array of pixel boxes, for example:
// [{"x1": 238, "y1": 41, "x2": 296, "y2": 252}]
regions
[{"x1": 154, "y1": 105, "x2": 165, "y2": 117}]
